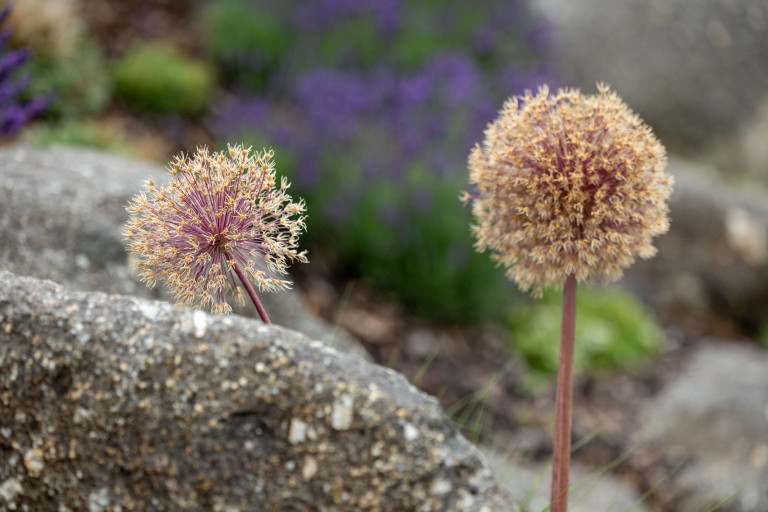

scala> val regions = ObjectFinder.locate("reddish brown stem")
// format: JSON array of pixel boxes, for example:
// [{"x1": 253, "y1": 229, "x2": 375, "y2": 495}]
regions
[
  {"x1": 551, "y1": 273, "x2": 577, "y2": 512},
  {"x1": 225, "y1": 252, "x2": 271, "y2": 324}
]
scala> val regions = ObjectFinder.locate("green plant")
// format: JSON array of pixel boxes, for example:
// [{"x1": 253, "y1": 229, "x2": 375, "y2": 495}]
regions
[
  {"x1": 29, "y1": 119, "x2": 128, "y2": 153},
  {"x1": 3, "y1": 0, "x2": 111, "y2": 120},
  {"x1": 112, "y1": 43, "x2": 215, "y2": 116},
  {"x1": 26, "y1": 36, "x2": 111, "y2": 119},
  {"x1": 201, "y1": 0, "x2": 291, "y2": 91},
  {"x1": 358, "y1": 174, "x2": 517, "y2": 322},
  {"x1": 507, "y1": 287, "x2": 664, "y2": 390}
]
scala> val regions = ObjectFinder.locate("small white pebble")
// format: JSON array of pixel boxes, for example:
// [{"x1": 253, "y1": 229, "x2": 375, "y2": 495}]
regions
[
  {"x1": 75, "y1": 253, "x2": 91, "y2": 270},
  {"x1": 331, "y1": 394, "x2": 354, "y2": 431},
  {"x1": 192, "y1": 310, "x2": 208, "y2": 338},
  {"x1": 23, "y1": 448, "x2": 45, "y2": 477},
  {"x1": 138, "y1": 302, "x2": 160, "y2": 320},
  {"x1": 0, "y1": 478, "x2": 23, "y2": 504},
  {"x1": 288, "y1": 418, "x2": 307, "y2": 444},
  {"x1": 429, "y1": 478, "x2": 452, "y2": 496},
  {"x1": 88, "y1": 487, "x2": 110, "y2": 512},
  {"x1": 302, "y1": 456, "x2": 318, "y2": 480},
  {"x1": 403, "y1": 422, "x2": 419, "y2": 442}
]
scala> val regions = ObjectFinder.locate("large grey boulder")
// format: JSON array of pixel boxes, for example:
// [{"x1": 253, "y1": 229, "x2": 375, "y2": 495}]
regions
[
  {"x1": 0, "y1": 143, "x2": 364, "y2": 358},
  {"x1": 0, "y1": 271, "x2": 519, "y2": 511},
  {"x1": 631, "y1": 341, "x2": 768, "y2": 512},
  {"x1": 535, "y1": 0, "x2": 768, "y2": 153}
]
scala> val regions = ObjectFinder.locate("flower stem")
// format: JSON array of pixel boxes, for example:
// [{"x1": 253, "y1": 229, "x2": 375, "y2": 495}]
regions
[
  {"x1": 551, "y1": 273, "x2": 577, "y2": 512},
  {"x1": 225, "y1": 252, "x2": 271, "y2": 324}
]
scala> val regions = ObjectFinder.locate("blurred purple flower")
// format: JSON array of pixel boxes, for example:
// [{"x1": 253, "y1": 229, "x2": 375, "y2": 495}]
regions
[
  {"x1": 211, "y1": 95, "x2": 271, "y2": 138},
  {"x1": 208, "y1": 0, "x2": 561, "y2": 232},
  {"x1": 0, "y1": 4, "x2": 48, "y2": 138},
  {"x1": 377, "y1": 203, "x2": 403, "y2": 228},
  {"x1": 296, "y1": 68, "x2": 381, "y2": 139},
  {"x1": 410, "y1": 188, "x2": 433, "y2": 214},
  {"x1": 292, "y1": 0, "x2": 400, "y2": 34},
  {"x1": 426, "y1": 54, "x2": 481, "y2": 107}
]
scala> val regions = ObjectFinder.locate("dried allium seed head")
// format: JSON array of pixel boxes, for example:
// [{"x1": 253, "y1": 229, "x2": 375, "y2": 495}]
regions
[
  {"x1": 465, "y1": 84, "x2": 673, "y2": 296},
  {"x1": 124, "y1": 144, "x2": 308, "y2": 314}
]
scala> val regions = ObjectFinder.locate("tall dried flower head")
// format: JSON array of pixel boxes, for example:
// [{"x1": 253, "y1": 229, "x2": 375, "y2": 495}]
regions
[
  {"x1": 465, "y1": 84, "x2": 673, "y2": 296},
  {"x1": 124, "y1": 144, "x2": 308, "y2": 315}
]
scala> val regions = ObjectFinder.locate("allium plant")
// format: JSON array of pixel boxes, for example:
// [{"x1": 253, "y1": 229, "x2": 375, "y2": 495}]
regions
[
  {"x1": 464, "y1": 84, "x2": 672, "y2": 512},
  {"x1": 124, "y1": 144, "x2": 308, "y2": 322}
]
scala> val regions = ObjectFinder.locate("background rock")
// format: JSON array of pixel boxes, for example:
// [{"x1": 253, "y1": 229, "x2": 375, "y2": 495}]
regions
[
  {"x1": 485, "y1": 455, "x2": 653, "y2": 512},
  {"x1": 624, "y1": 157, "x2": 768, "y2": 336},
  {"x1": 534, "y1": 0, "x2": 768, "y2": 188},
  {"x1": 0, "y1": 143, "x2": 365, "y2": 358},
  {"x1": 534, "y1": 0, "x2": 768, "y2": 152},
  {"x1": 631, "y1": 341, "x2": 768, "y2": 512},
  {"x1": 0, "y1": 270, "x2": 519, "y2": 511}
]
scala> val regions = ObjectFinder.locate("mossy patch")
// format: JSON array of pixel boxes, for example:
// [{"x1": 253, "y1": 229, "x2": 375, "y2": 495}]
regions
[
  {"x1": 507, "y1": 287, "x2": 664, "y2": 391},
  {"x1": 112, "y1": 43, "x2": 215, "y2": 116}
]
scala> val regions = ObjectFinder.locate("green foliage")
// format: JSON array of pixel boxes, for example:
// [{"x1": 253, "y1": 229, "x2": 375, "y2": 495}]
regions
[
  {"x1": 112, "y1": 43, "x2": 215, "y2": 116},
  {"x1": 29, "y1": 119, "x2": 128, "y2": 153},
  {"x1": 315, "y1": 17, "x2": 382, "y2": 69},
  {"x1": 306, "y1": 160, "x2": 519, "y2": 323},
  {"x1": 507, "y1": 287, "x2": 664, "y2": 390},
  {"x1": 758, "y1": 325, "x2": 768, "y2": 348},
  {"x1": 201, "y1": 0, "x2": 291, "y2": 91},
  {"x1": 26, "y1": 35, "x2": 111, "y2": 119}
]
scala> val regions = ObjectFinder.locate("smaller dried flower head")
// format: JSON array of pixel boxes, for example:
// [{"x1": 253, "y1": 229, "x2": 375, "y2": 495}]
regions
[
  {"x1": 124, "y1": 144, "x2": 308, "y2": 314},
  {"x1": 465, "y1": 84, "x2": 673, "y2": 296}
]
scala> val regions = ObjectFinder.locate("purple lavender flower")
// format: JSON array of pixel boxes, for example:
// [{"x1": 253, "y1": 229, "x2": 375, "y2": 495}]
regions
[
  {"x1": 124, "y1": 144, "x2": 308, "y2": 320},
  {"x1": 296, "y1": 68, "x2": 381, "y2": 139},
  {"x1": 292, "y1": 0, "x2": 400, "y2": 34},
  {"x1": 211, "y1": 95, "x2": 271, "y2": 139},
  {"x1": 0, "y1": 4, "x2": 48, "y2": 138},
  {"x1": 425, "y1": 54, "x2": 481, "y2": 108},
  {"x1": 209, "y1": 0, "x2": 558, "y2": 227}
]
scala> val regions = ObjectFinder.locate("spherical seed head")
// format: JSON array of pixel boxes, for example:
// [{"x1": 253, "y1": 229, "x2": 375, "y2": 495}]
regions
[
  {"x1": 465, "y1": 84, "x2": 673, "y2": 296},
  {"x1": 123, "y1": 144, "x2": 308, "y2": 314}
]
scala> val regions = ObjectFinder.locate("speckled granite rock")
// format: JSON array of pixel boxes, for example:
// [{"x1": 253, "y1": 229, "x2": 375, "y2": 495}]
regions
[
  {"x1": 0, "y1": 143, "x2": 365, "y2": 358},
  {"x1": 0, "y1": 271, "x2": 519, "y2": 511}
]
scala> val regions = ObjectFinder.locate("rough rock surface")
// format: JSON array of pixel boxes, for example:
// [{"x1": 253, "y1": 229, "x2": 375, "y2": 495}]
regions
[
  {"x1": 0, "y1": 143, "x2": 365, "y2": 358},
  {"x1": 0, "y1": 271, "x2": 519, "y2": 511},
  {"x1": 631, "y1": 341, "x2": 768, "y2": 512}
]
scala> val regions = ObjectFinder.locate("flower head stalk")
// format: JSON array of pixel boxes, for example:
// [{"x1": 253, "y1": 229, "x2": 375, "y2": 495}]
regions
[
  {"x1": 464, "y1": 84, "x2": 672, "y2": 512},
  {"x1": 124, "y1": 144, "x2": 308, "y2": 321}
]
